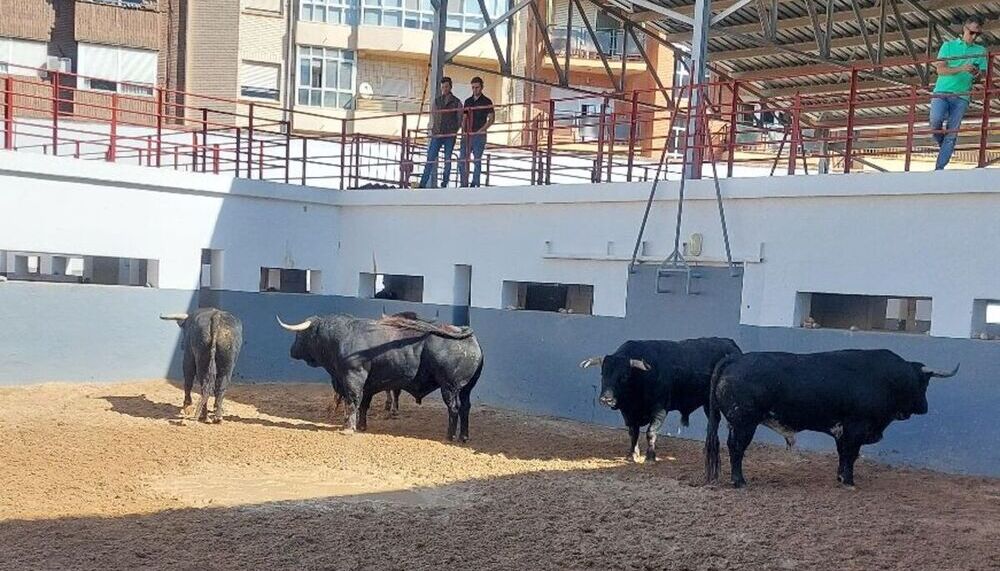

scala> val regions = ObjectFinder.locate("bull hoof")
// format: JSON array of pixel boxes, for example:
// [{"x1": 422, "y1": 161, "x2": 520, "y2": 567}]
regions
[
  {"x1": 181, "y1": 404, "x2": 194, "y2": 417},
  {"x1": 732, "y1": 479, "x2": 747, "y2": 489},
  {"x1": 211, "y1": 415, "x2": 224, "y2": 424},
  {"x1": 645, "y1": 451, "x2": 658, "y2": 463},
  {"x1": 627, "y1": 451, "x2": 641, "y2": 463},
  {"x1": 459, "y1": 434, "x2": 469, "y2": 443},
  {"x1": 338, "y1": 427, "x2": 356, "y2": 435}
]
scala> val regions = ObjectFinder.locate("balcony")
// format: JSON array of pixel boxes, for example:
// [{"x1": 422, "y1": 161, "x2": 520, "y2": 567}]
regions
[{"x1": 544, "y1": 26, "x2": 647, "y2": 74}]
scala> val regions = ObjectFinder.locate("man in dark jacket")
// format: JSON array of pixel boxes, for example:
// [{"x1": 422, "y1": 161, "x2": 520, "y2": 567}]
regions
[{"x1": 419, "y1": 77, "x2": 463, "y2": 188}]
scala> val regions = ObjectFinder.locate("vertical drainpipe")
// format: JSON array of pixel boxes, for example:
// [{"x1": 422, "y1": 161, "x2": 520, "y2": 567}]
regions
[{"x1": 283, "y1": 0, "x2": 298, "y2": 132}]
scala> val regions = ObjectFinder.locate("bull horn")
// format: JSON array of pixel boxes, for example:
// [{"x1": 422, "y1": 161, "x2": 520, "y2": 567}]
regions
[
  {"x1": 579, "y1": 356, "x2": 603, "y2": 369},
  {"x1": 630, "y1": 359, "x2": 652, "y2": 371},
  {"x1": 276, "y1": 316, "x2": 313, "y2": 332},
  {"x1": 923, "y1": 363, "x2": 960, "y2": 378},
  {"x1": 159, "y1": 313, "x2": 189, "y2": 321}
]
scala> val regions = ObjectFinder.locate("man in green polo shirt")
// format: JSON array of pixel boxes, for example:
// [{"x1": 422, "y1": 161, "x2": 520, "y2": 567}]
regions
[{"x1": 930, "y1": 15, "x2": 988, "y2": 170}]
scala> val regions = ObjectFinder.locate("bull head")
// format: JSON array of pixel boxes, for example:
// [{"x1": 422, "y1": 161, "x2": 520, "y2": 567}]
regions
[{"x1": 922, "y1": 364, "x2": 960, "y2": 379}]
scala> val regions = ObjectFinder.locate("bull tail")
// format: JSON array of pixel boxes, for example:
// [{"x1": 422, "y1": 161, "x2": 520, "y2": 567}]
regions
[
  {"x1": 208, "y1": 310, "x2": 221, "y2": 385},
  {"x1": 377, "y1": 315, "x2": 474, "y2": 339},
  {"x1": 705, "y1": 354, "x2": 734, "y2": 483}
]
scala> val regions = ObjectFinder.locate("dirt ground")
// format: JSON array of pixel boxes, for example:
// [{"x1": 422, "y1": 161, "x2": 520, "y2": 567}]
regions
[{"x1": 1, "y1": 381, "x2": 999, "y2": 571}]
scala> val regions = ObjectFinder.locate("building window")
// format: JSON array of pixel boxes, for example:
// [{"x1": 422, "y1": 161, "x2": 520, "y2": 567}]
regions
[
  {"x1": 0, "y1": 37, "x2": 49, "y2": 76},
  {"x1": 801, "y1": 293, "x2": 931, "y2": 334},
  {"x1": 502, "y1": 281, "x2": 594, "y2": 315},
  {"x1": 297, "y1": 46, "x2": 355, "y2": 109},
  {"x1": 240, "y1": 61, "x2": 280, "y2": 100},
  {"x1": 673, "y1": 56, "x2": 690, "y2": 96},
  {"x1": 299, "y1": 0, "x2": 504, "y2": 32},
  {"x1": 243, "y1": 0, "x2": 282, "y2": 12},
  {"x1": 667, "y1": 126, "x2": 686, "y2": 154},
  {"x1": 300, "y1": 0, "x2": 357, "y2": 24},
  {"x1": 260, "y1": 267, "x2": 322, "y2": 293},
  {"x1": 78, "y1": 43, "x2": 157, "y2": 96}
]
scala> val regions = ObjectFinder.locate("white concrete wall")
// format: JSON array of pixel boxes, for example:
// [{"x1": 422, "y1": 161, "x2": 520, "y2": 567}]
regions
[
  {"x1": 2, "y1": 150, "x2": 999, "y2": 337},
  {"x1": 0, "y1": 152, "x2": 340, "y2": 292}
]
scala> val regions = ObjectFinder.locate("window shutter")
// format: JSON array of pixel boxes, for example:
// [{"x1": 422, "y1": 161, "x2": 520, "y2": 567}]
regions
[
  {"x1": 119, "y1": 47, "x2": 157, "y2": 84},
  {"x1": 7, "y1": 38, "x2": 48, "y2": 75},
  {"x1": 241, "y1": 61, "x2": 279, "y2": 90},
  {"x1": 78, "y1": 43, "x2": 119, "y2": 82}
]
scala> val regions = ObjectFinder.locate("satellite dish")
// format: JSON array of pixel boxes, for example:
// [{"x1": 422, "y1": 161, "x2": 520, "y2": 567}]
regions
[{"x1": 358, "y1": 82, "x2": 374, "y2": 99}]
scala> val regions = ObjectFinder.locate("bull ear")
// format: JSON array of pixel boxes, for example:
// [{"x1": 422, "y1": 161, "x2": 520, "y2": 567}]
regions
[
  {"x1": 579, "y1": 356, "x2": 603, "y2": 369},
  {"x1": 630, "y1": 359, "x2": 652, "y2": 371}
]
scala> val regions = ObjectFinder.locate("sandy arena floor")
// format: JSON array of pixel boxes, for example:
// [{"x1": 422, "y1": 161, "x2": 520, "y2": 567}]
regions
[{"x1": 1, "y1": 380, "x2": 999, "y2": 570}]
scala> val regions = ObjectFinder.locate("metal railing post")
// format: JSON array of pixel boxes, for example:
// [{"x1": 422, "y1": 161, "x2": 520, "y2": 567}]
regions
[
  {"x1": 301, "y1": 137, "x2": 307, "y2": 186},
  {"x1": 2, "y1": 76, "x2": 13, "y2": 150},
  {"x1": 545, "y1": 99, "x2": 555, "y2": 184},
  {"x1": 979, "y1": 54, "x2": 994, "y2": 168},
  {"x1": 284, "y1": 120, "x2": 291, "y2": 184},
  {"x1": 905, "y1": 85, "x2": 916, "y2": 172},
  {"x1": 844, "y1": 68, "x2": 858, "y2": 173},
  {"x1": 108, "y1": 93, "x2": 118, "y2": 162},
  {"x1": 626, "y1": 91, "x2": 638, "y2": 182},
  {"x1": 246, "y1": 103, "x2": 255, "y2": 178},
  {"x1": 212, "y1": 144, "x2": 220, "y2": 174},
  {"x1": 595, "y1": 99, "x2": 607, "y2": 183},
  {"x1": 155, "y1": 88, "x2": 163, "y2": 167},
  {"x1": 51, "y1": 70, "x2": 59, "y2": 156},
  {"x1": 727, "y1": 80, "x2": 739, "y2": 178},
  {"x1": 788, "y1": 93, "x2": 801, "y2": 175},
  {"x1": 201, "y1": 108, "x2": 208, "y2": 172},
  {"x1": 400, "y1": 113, "x2": 408, "y2": 188},
  {"x1": 340, "y1": 119, "x2": 347, "y2": 190}
]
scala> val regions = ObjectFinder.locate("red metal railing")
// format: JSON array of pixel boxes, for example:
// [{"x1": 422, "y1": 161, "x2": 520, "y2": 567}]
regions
[{"x1": 1, "y1": 53, "x2": 999, "y2": 189}]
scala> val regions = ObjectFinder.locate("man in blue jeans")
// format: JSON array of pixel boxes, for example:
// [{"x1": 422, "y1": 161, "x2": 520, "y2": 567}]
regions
[
  {"x1": 930, "y1": 15, "x2": 987, "y2": 170},
  {"x1": 419, "y1": 77, "x2": 463, "y2": 188},
  {"x1": 459, "y1": 77, "x2": 495, "y2": 187}
]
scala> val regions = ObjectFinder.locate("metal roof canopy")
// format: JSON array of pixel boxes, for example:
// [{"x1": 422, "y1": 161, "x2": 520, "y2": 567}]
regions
[{"x1": 440, "y1": 0, "x2": 997, "y2": 121}]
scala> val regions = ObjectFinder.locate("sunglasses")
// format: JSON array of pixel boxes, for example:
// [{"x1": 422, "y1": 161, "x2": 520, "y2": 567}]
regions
[{"x1": 966, "y1": 28, "x2": 982, "y2": 37}]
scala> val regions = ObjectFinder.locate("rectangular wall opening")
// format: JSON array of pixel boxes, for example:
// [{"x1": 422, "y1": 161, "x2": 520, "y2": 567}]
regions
[
  {"x1": 802, "y1": 292, "x2": 931, "y2": 334},
  {"x1": 260, "y1": 267, "x2": 321, "y2": 294},
  {"x1": 971, "y1": 299, "x2": 1000, "y2": 339},
  {"x1": 2, "y1": 250, "x2": 157, "y2": 287},
  {"x1": 502, "y1": 280, "x2": 593, "y2": 315},
  {"x1": 359, "y1": 272, "x2": 424, "y2": 302}
]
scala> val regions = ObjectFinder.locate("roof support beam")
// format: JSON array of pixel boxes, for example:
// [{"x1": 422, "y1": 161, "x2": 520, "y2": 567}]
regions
[
  {"x1": 822, "y1": 0, "x2": 834, "y2": 58},
  {"x1": 476, "y1": 0, "x2": 509, "y2": 74},
  {"x1": 628, "y1": 0, "x2": 696, "y2": 27},
  {"x1": 528, "y1": 0, "x2": 566, "y2": 86},
  {"x1": 850, "y1": 0, "x2": 879, "y2": 65},
  {"x1": 899, "y1": 0, "x2": 959, "y2": 39},
  {"x1": 802, "y1": 0, "x2": 825, "y2": 57},
  {"x1": 890, "y1": 0, "x2": 927, "y2": 85},
  {"x1": 571, "y1": 0, "x2": 619, "y2": 89},
  {"x1": 664, "y1": 0, "x2": 983, "y2": 42},
  {"x1": 444, "y1": 0, "x2": 531, "y2": 63},
  {"x1": 710, "y1": 0, "x2": 755, "y2": 26}
]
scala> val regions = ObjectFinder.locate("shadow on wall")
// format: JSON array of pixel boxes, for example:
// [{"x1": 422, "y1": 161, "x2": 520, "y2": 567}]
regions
[{"x1": 0, "y1": 281, "x2": 194, "y2": 385}]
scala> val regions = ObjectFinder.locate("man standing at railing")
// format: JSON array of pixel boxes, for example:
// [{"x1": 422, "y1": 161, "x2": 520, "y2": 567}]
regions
[
  {"x1": 459, "y1": 77, "x2": 495, "y2": 187},
  {"x1": 419, "y1": 77, "x2": 463, "y2": 188},
  {"x1": 930, "y1": 15, "x2": 988, "y2": 170}
]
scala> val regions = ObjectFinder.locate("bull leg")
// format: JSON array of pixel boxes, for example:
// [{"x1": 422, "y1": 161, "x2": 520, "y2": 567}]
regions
[
  {"x1": 836, "y1": 436, "x2": 862, "y2": 488},
  {"x1": 342, "y1": 397, "x2": 360, "y2": 433},
  {"x1": 457, "y1": 384, "x2": 473, "y2": 443},
  {"x1": 728, "y1": 423, "x2": 758, "y2": 488},
  {"x1": 441, "y1": 387, "x2": 460, "y2": 441},
  {"x1": 645, "y1": 409, "x2": 668, "y2": 463},
  {"x1": 626, "y1": 425, "x2": 641, "y2": 463},
  {"x1": 357, "y1": 391, "x2": 374, "y2": 432},
  {"x1": 181, "y1": 352, "x2": 195, "y2": 417}
]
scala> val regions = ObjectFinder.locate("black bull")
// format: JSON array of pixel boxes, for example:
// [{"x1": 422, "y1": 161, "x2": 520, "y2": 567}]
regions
[
  {"x1": 160, "y1": 308, "x2": 244, "y2": 423},
  {"x1": 278, "y1": 314, "x2": 484, "y2": 441},
  {"x1": 705, "y1": 349, "x2": 959, "y2": 488},
  {"x1": 580, "y1": 338, "x2": 742, "y2": 463}
]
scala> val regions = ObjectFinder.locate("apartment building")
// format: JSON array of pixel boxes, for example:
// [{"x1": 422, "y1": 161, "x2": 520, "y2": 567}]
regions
[
  {"x1": 0, "y1": 0, "x2": 184, "y2": 93},
  {"x1": 0, "y1": 0, "x2": 680, "y2": 150}
]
